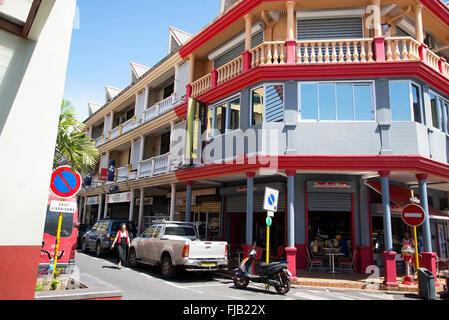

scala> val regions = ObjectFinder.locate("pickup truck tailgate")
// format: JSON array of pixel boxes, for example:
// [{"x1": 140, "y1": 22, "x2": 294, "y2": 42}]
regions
[{"x1": 188, "y1": 241, "x2": 227, "y2": 259}]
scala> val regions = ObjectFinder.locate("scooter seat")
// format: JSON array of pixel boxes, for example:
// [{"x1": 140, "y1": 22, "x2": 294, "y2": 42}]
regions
[{"x1": 260, "y1": 261, "x2": 283, "y2": 269}]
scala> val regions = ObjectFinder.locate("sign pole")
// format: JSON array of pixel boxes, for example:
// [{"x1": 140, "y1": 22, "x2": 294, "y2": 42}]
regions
[
  {"x1": 53, "y1": 199, "x2": 64, "y2": 276},
  {"x1": 410, "y1": 190, "x2": 420, "y2": 278},
  {"x1": 266, "y1": 212, "x2": 270, "y2": 264}
]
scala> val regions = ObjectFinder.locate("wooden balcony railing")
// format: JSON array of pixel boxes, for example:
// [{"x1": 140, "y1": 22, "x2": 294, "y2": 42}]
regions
[
  {"x1": 191, "y1": 73, "x2": 211, "y2": 98},
  {"x1": 217, "y1": 55, "x2": 243, "y2": 85},
  {"x1": 385, "y1": 37, "x2": 420, "y2": 61}
]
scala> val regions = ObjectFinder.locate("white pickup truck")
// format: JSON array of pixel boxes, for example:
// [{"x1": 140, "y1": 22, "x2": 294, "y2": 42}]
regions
[{"x1": 128, "y1": 221, "x2": 228, "y2": 278}]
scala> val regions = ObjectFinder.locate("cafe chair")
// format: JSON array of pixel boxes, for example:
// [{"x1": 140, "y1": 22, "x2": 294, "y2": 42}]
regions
[
  {"x1": 307, "y1": 248, "x2": 324, "y2": 272},
  {"x1": 270, "y1": 245, "x2": 286, "y2": 261},
  {"x1": 339, "y1": 249, "x2": 357, "y2": 273}
]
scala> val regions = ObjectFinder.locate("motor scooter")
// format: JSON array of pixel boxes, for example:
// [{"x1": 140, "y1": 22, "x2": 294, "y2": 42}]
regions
[{"x1": 233, "y1": 247, "x2": 291, "y2": 294}]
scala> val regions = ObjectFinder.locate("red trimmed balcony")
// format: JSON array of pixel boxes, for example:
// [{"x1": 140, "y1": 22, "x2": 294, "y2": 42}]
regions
[{"x1": 189, "y1": 36, "x2": 449, "y2": 100}]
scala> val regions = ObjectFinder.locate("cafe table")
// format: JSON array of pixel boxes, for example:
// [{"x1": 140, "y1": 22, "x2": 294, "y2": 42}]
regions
[{"x1": 323, "y1": 248, "x2": 344, "y2": 274}]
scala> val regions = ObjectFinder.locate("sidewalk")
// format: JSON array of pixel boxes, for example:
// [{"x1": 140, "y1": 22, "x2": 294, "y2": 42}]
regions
[{"x1": 218, "y1": 263, "x2": 447, "y2": 295}]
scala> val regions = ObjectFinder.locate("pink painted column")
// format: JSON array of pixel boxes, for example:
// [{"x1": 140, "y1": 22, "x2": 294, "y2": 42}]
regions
[
  {"x1": 285, "y1": 247, "x2": 297, "y2": 280},
  {"x1": 419, "y1": 43, "x2": 428, "y2": 63},
  {"x1": 420, "y1": 252, "x2": 439, "y2": 287},
  {"x1": 373, "y1": 36, "x2": 385, "y2": 62},
  {"x1": 438, "y1": 57, "x2": 447, "y2": 76},
  {"x1": 210, "y1": 69, "x2": 218, "y2": 89},
  {"x1": 358, "y1": 246, "x2": 372, "y2": 274},
  {"x1": 295, "y1": 244, "x2": 307, "y2": 270},
  {"x1": 242, "y1": 50, "x2": 252, "y2": 73},
  {"x1": 285, "y1": 40, "x2": 296, "y2": 64},
  {"x1": 185, "y1": 84, "x2": 192, "y2": 102},
  {"x1": 383, "y1": 251, "x2": 399, "y2": 287}
]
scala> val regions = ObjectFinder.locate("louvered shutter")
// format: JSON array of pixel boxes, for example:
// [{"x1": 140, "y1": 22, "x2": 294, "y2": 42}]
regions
[
  {"x1": 214, "y1": 31, "x2": 264, "y2": 69},
  {"x1": 104, "y1": 114, "x2": 111, "y2": 136},
  {"x1": 297, "y1": 18, "x2": 363, "y2": 40},
  {"x1": 226, "y1": 194, "x2": 285, "y2": 213},
  {"x1": 132, "y1": 139, "x2": 141, "y2": 171},
  {"x1": 175, "y1": 62, "x2": 189, "y2": 100},
  {"x1": 136, "y1": 92, "x2": 146, "y2": 121},
  {"x1": 307, "y1": 193, "x2": 352, "y2": 212},
  {"x1": 223, "y1": 0, "x2": 238, "y2": 12}
]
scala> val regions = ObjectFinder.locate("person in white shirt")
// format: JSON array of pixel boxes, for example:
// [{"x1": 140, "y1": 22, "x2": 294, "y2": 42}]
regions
[{"x1": 111, "y1": 224, "x2": 130, "y2": 269}]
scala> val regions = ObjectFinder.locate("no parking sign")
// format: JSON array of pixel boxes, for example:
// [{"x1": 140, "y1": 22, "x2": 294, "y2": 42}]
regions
[{"x1": 49, "y1": 166, "x2": 82, "y2": 199}]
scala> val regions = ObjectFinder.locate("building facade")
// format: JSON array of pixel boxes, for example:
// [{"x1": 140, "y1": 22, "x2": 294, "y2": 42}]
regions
[{"x1": 79, "y1": 0, "x2": 449, "y2": 285}]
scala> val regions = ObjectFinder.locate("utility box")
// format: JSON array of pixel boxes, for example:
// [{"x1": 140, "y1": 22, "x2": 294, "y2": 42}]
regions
[{"x1": 418, "y1": 268, "x2": 436, "y2": 300}]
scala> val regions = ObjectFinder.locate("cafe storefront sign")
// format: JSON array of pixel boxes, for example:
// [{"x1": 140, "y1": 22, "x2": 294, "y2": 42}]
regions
[
  {"x1": 106, "y1": 192, "x2": 131, "y2": 204},
  {"x1": 86, "y1": 196, "x2": 100, "y2": 206},
  {"x1": 307, "y1": 181, "x2": 355, "y2": 193}
]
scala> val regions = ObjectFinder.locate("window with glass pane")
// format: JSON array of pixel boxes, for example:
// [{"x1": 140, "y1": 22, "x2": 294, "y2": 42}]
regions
[
  {"x1": 440, "y1": 98, "x2": 447, "y2": 133},
  {"x1": 430, "y1": 93, "x2": 440, "y2": 129},
  {"x1": 216, "y1": 104, "x2": 226, "y2": 134},
  {"x1": 319, "y1": 84, "x2": 336, "y2": 120},
  {"x1": 336, "y1": 84, "x2": 354, "y2": 120},
  {"x1": 265, "y1": 85, "x2": 285, "y2": 122},
  {"x1": 354, "y1": 85, "x2": 373, "y2": 120},
  {"x1": 411, "y1": 84, "x2": 423, "y2": 124},
  {"x1": 251, "y1": 87, "x2": 264, "y2": 125},
  {"x1": 207, "y1": 108, "x2": 214, "y2": 139},
  {"x1": 301, "y1": 83, "x2": 318, "y2": 120},
  {"x1": 446, "y1": 102, "x2": 449, "y2": 133},
  {"x1": 389, "y1": 81, "x2": 412, "y2": 121},
  {"x1": 230, "y1": 99, "x2": 240, "y2": 130}
]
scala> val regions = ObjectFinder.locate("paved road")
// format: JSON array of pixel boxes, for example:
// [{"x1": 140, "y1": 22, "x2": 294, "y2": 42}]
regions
[{"x1": 75, "y1": 250, "x2": 422, "y2": 301}]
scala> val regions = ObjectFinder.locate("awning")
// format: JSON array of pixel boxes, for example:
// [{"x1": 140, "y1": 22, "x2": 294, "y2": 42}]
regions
[{"x1": 367, "y1": 181, "x2": 449, "y2": 221}]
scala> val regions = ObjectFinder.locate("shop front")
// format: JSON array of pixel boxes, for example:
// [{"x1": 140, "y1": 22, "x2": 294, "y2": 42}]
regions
[
  {"x1": 305, "y1": 181, "x2": 356, "y2": 263},
  {"x1": 106, "y1": 191, "x2": 132, "y2": 220},
  {"x1": 221, "y1": 182, "x2": 286, "y2": 257},
  {"x1": 85, "y1": 196, "x2": 101, "y2": 225},
  {"x1": 172, "y1": 188, "x2": 222, "y2": 241}
]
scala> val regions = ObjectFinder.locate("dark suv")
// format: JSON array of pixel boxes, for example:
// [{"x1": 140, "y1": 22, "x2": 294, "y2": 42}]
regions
[{"x1": 81, "y1": 220, "x2": 136, "y2": 257}]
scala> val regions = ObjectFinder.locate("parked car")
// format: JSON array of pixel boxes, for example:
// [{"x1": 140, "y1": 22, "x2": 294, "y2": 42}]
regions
[
  {"x1": 39, "y1": 193, "x2": 79, "y2": 275},
  {"x1": 128, "y1": 220, "x2": 228, "y2": 279},
  {"x1": 76, "y1": 223, "x2": 90, "y2": 249},
  {"x1": 81, "y1": 220, "x2": 136, "y2": 257}
]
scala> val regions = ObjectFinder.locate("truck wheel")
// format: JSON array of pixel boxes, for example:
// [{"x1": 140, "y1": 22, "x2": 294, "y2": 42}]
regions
[
  {"x1": 128, "y1": 248, "x2": 138, "y2": 268},
  {"x1": 95, "y1": 242, "x2": 103, "y2": 257},
  {"x1": 82, "y1": 239, "x2": 89, "y2": 253},
  {"x1": 161, "y1": 255, "x2": 176, "y2": 279}
]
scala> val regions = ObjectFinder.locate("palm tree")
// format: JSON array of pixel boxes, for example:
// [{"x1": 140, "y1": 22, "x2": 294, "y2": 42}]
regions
[{"x1": 53, "y1": 100, "x2": 99, "y2": 175}]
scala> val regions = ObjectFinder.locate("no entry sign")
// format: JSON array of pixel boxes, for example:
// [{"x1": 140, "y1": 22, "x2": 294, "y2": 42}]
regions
[
  {"x1": 49, "y1": 166, "x2": 82, "y2": 199},
  {"x1": 401, "y1": 204, "x2": 426, "y2": 227}
]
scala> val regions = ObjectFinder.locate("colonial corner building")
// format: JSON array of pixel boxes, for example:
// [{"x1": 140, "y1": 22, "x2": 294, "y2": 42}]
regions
[{"x1": 79, "y1": 0, "x2": 449, "y2": 287}]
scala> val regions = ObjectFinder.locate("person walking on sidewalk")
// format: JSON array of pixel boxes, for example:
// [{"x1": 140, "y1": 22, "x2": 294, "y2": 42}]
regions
[{"x1": 111, "y1": 224, "x2": 130, "y2": 269}]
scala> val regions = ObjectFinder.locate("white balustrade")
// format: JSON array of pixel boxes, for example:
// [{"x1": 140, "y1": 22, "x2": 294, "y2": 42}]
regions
[
  {"x1": 109, "y1": 126, "x2": 120, "y2": 140},
  {"x1": 158, "y1": 95, "x2": 175, "y2": 114},
  {"x1": 153, "y1": 153, "x2": 170, "y2": 176},
  {"x1": 121, "y1": 117, "x2": 138, "y2": 135},
  {"x1": 115, "y1": 166, "x2": 130, "y2": 183},
  {"x1": 139, "y1": 159, "x2": 153, "y2": 178}
]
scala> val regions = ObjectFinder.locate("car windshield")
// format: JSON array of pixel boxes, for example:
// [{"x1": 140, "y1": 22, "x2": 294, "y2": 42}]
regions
[
  {"x1": 111, "y1": 221, "x2": 136, "y2": 234},
  {"x1": 164, "y1": 226, "x2": 197, "y2": 237},
  {"x1": 43, "y1": 208, "x2": 73, "y2": 238}
]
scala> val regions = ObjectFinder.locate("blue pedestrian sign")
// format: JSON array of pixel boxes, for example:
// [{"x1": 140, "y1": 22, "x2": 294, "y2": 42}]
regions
[{"x1": 263, "y1": 187, "x2": 279, "y2": 212}]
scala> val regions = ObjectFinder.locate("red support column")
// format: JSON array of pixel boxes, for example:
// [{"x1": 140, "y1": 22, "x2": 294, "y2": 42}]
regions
[
  {"x1": 438, "y1": 57, "x2": 447, "y2": 76},
  {"x1": 285, "y1": 40, "x2": 296, "y2": 64},
  {"x1": 383, "y1": 251, "x2": 399, "y2": 287},
  {"x1": 211, "y1": 69, "x2": 218, "y2": 89},
  {"x1": 419, "y1": 43, "x2": 428, "y2": 63},
  {"x1": 295, "y1": 244, "x2": 307, "y2": 270},
  {"x1": 185, "y1": 84, "x2": 192, "y2": 102},
  {"x1": 285, "y1": 247, "x2": 297, "y2": 280},
  {"x1": 373, "y1": 36, "x2": 385, "y2": 62},
  {"x1": 420, "y1": 252, "x2": 439, "y2": 287},
  {"x1": 242, "y1": 50, "x2": 252, "y2": 73},
  {"x1": 358, "y1": 246, "x2": 372, "y2": 274}
]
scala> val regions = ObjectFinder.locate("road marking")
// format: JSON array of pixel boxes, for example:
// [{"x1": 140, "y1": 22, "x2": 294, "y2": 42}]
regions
[
  {"x1": 182, "y1": 283, "x2": 229, "y2": 289},
  {"x1": 358, "y1": 292, "x2": 394, "y2": 300},
  {"x1": 328, "y1": 292, "x2": 365, "y2": 300},
  {"x1": 294, "y1": 291, "x2": 333, "y2": 300},
  {"x1": 163, "y1": 281, "x2": 203, "y2": 294}
]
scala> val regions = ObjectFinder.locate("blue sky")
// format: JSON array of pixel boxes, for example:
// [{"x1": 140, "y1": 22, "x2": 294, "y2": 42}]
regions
[{"x1": 63, "y1": 0, "x2": 220, "y2": 122}]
